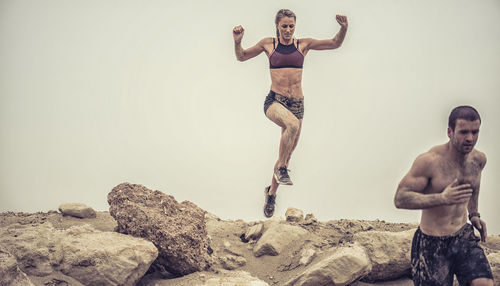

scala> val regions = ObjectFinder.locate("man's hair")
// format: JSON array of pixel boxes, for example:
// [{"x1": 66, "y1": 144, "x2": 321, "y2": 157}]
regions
[
  {"x1": 448, "y1": 105, "x2": 481, "y2": 130},
  {"x1": 275, "y1": 9, "x2": 296, "y2": 39}
]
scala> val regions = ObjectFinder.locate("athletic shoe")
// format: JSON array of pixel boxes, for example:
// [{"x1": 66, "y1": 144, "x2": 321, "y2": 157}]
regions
[
  {"x1": 274, "y1": 167, "x2": 293, "y2": 185},
  {"x1": 263, "y1": 186, "x2": 276, "y2": 218}
]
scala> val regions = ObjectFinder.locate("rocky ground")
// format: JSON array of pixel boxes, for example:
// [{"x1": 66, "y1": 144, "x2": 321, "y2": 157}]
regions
[
  {"x1": 1, "y1": 210, "x2": 499, "y2": 286},
  {"x1": 1, "y1": 183, "x2": 499, "y2": 286}
]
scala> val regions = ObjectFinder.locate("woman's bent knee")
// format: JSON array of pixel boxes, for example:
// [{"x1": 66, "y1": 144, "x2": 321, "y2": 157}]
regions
[{"x1": 286, "y1": 120, "x2": 300, "y2": 134}]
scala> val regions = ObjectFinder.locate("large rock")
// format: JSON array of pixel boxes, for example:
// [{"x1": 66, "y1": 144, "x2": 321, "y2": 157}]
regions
[
  {"x1": 353, "y1": 229, "x2": 415, "y2": 282},
  {"x1": 285, "y1": 243, "x2": 372, "y2": 286},
  {"x1": 0, "y1": 222, "x2": 157, "y2": 286},
  {"x1": 59, "y1": 202, "x2": 97, "y2": 218},
  {"x1": 253, "y1": 222, "x2": 308, "y2": 257},
  {"x1": 108, "y1": 183, "x2": 213, "y2": 275},
  {"x1": 487, "y1": 252, "x2": 500, "y2": 285},
  {"x1": 0, "y1": 247, "x2": 35, "y2": 286}
]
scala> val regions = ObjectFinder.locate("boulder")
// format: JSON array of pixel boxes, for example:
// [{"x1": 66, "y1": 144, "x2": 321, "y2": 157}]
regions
[
  {"x1": 487, "y1": 252, "x2": 500, "y2": 285},
  {"x1": 244, "y1": 223, "x2": 264, "y2": 241},
  {"x1": 108, "y1": 183, "x2": 213, "y2": 275},
  {"x1": 0, "y1": 222, "x2": 157, "y2": 286},
  {"x1": 284, "y1": 243, "x2": 372, "y2": 286},
  {"x1": 354, "y1": 229, "x2": 415, "y2": 282},
  {"x1": 58, "y1": 202, "x2": 96, "y2": 218},
  {"x1": 285, "y1": 208, "x2": 304, "y2": 222},
  {"x1": 0, "y1": 247, "x2": 35, "y2": 286},
  {"x1": 253, "y1": 222, "x2": 308, "y2": 257}
]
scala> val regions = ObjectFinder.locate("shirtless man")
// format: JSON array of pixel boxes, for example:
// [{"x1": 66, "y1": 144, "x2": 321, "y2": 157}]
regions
[{"x1": 394, "y1": 106, "x2": 494, "y2": 285}]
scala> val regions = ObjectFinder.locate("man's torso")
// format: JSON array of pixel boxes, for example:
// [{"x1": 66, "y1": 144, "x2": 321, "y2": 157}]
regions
[{"x1": 420, "y1": 145, "x2": 484, "y2": 236}]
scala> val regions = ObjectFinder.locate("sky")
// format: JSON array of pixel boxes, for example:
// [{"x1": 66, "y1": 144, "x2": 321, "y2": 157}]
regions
[{"x1": 1, "y1": 0, "x2": 499, "y2": 234}]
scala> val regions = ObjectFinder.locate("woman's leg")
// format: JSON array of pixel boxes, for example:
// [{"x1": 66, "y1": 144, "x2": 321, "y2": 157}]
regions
[
  {"x1": 286, "y1": 120, "x2": 302, "y2": 166},
  {"x1": 265, "y1": 102, "x2": 301, "y2": 196}
]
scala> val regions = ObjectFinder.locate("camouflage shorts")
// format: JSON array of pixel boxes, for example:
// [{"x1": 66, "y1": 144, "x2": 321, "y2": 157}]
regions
[
  {"x1": 263, "y1": 90, "x2": 304, "y2": 119},
  {"x1": 411, "y1": 223, "x2": 493, "y2": 286}
]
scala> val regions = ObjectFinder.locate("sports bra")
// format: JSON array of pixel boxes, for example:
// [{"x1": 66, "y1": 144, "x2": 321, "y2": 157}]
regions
[{"x1": 269, "y1": 38, "x2": 304, "y2": 69}]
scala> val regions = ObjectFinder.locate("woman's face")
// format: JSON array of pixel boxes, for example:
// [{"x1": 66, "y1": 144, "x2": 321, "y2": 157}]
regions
[{"x1": 277, "y1": 17, "x2": 296, "y2": 41}]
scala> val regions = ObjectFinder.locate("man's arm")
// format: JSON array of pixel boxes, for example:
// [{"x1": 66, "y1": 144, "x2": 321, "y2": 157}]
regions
[
  {"x1": 301, "y1": 15, "x2": 348, "y2": 53},
  {"x1": 468, "y1": 152, "x2": 487, "y2": 241},
  {"x1": 233, "y1": 25, "x2": 267, "y2": 62},
  {"x1": 394, "y1": 153, "x2": 473, "y2": 209}
]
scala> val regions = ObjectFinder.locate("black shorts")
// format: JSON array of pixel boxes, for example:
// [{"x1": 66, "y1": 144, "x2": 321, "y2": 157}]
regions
[
  {"x1": 263, "y1": 90, "x2": 304, "y2": 119},
  {"x1": 411, "y1": 223, "x2": 493, "y2": 285}
]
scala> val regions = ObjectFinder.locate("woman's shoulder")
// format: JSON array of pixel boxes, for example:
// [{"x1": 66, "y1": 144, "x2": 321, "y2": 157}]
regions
[{"x1": 258, "y1": 37, "x2": 275, "y2": 45}]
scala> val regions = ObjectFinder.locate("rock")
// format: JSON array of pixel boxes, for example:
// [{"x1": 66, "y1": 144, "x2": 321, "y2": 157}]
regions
[
  {"x1": 0, "y1": 222, "x2": 157, "y2": 286},
  {"x1": 253, "y1": 223, "x2": 308, "y2": 257},
  {"x1": 350, "y1": 277, "x2": 414, "y2": 285},
  {"x1": 487, "y1": 252, "x2": 500, "y2": 285},
  {"x1": 299, "y1": 248, "x2": 316, "y2": 266},
  {"x1": 0, "y1": 247, "x2": 35, "y2": 286},
  {"x1": 302, "y1": 213, "x2": 318, "y2": 225},
  {"x1": 27, "y1": 272, "x2": 85, "y2": 286},
  {"x1": 202, "y1": 270, "x2": 268, "y2": 286},
  {"x1": 244, "y1": 223, "x2": 264, "y2": 241},
  {"x1": 58, "y1": 202, "x2": 97, "y2": 219},
  {"x1": 219, "y1": 254, "x2": 246, "y2": 270},
  {"x1": 354, "y1": 229, "x2": 415, "y2": 282},
  {"x1": 138, "y1": 270, "x2": 269, "y2": 286},
  {"x1": 222, "y1": 241, "x2": 244, "y2": 257},
  {"x1": 285, "y1": 243, "x2": 372, "y2": 286},
  {"x1": 285, "y1": 208, "x2": 304, "y2": 222},
  {"x1": 107, "y1": 183, "x2": 213, "y2": 275}
]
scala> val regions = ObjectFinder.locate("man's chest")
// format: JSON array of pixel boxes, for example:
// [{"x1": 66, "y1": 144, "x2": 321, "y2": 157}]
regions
[{"x1": 428, "y1": 160, "x2": 482, "y2": 193}]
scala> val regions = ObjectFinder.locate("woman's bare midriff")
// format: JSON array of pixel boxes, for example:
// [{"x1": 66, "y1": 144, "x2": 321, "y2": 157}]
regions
[{"x1": 270, "y1": 68, "x2": 303, "y2": 98}]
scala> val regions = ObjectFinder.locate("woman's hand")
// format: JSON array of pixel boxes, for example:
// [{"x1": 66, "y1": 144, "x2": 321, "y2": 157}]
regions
[
  {"x1": 233, "y1": 25, "x2": 244, "y2": 44},
  {"x1": 336, "y1": 15, "x2": 348, "y2": 29}
]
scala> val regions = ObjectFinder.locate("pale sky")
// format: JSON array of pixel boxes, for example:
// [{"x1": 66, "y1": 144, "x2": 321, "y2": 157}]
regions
[{"x1": 1, "y1": 0, "x2": 499, "y2": 234}]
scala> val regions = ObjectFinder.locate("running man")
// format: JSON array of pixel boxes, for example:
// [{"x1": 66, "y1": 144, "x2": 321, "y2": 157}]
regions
[{"x1": 394, "y1": 106, "x2": 494, "y2": 285}]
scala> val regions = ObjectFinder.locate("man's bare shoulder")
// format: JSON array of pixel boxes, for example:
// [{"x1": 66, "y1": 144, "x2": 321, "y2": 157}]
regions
[
  {"x1": 471, "y1": 149, "x2": 487, "y2": 169},
  {"x1": 427, "y1": 143, "x2": 448, "y2": 156},
  {"x1": 417, "y1": 144, "x2": 447, "y2": 162},
  {"x1": 410, "y1": 144, "x2": 447, "y2": 173}
]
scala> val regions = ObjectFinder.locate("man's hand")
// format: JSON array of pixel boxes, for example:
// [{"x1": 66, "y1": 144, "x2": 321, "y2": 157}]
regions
[
  {"x1": 441, "y1": 179, "x2": 473, "y2": 205},
  {"x1": 336, "y1": 15, "x2": 348, "y2": 29},
  {"x1": 233, "y1": 25, "x2": 244, "y2": 44},
  {"x1": 470, "y1": 216, "x2": 487, "y2": 242}
]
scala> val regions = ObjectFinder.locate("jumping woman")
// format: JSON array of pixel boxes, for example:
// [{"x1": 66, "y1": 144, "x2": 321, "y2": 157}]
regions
[{"x1": 233, "y1": 9, "x2": 348, "y2": 217}]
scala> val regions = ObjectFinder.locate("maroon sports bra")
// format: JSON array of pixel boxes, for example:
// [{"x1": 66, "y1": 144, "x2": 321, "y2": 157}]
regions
[{"x1": 269, "y1": 38, "x2": 304, "y2": 69}]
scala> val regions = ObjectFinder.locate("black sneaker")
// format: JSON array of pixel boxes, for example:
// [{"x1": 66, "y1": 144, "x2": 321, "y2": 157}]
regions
[
  {"x1": 274, "y1": 167, "x2": 293, "y2": 185},
  {"x1": 263, "y1": 186, "x2": 276, "y2": 218}
]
